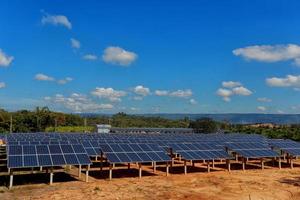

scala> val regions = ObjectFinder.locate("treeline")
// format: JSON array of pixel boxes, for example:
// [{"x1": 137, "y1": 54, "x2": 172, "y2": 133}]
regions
[
  {"x1": 0, "y1": 107, "x2": 300, "y2": 141},
  {"x1": 226, "y1": 124, "x2": 300, "y2": 141},
  {"x1": 0, "y1": 107, "x2": 84, "y2": 133},
  {"x1": 0, "y1": 107, "x2": 189, "y2": 133}
]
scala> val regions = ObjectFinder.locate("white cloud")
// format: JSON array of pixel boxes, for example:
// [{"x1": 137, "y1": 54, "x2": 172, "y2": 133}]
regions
[
  {"x1": 277, "y1": 110, "x2": 284, "y2": 114},
  {"x1": 130, "y1": 107, "x2": 140, "y2": 111},
  {"x1": 257, "y1": 97, "x2": 272, "y2": 102},
  {"x1": 133, "y1": 96, "x2": 143, "y2": 101},
  {"x1": 35, "y1": 74, "x2": 73, "y2": 85},
  {"x1": 257, "y1": 106, "x2": 267, "y2": 112},
  {"x1": 154, "y1": 89, "x2": 193, "y2": 98},
  {"x1": 222, "y1": 81, "x2": 241, "y2": 88},
  {"x1": 233, "y1": 44, "x2": 300, "y2": 66},
  {"x1": 0, "y1": 49, "x2": 14, "y2": 67},
  {"x1": 57, "y1": 77, "x2": 73, "y2": 85},
  {"x1": 91, "y1": 87, "x2": 126, "y2": 102},
  {"x1": 134, "y1": 85, "x2": 150, "y2": 96},
  {"x1": 216, "y1": 88, "x2": 233, "y2": 102},
  {"x1": 82, "y1": 54, "x2": 97, "y2": 61},
  {"x1": 154, "y1": 90, "x2": 169, "y2": 96},
  {"x1": 294, "y1": 88, "x2": 300, "y2": 91},
  {"x1": 45, "y1": 93, "x2": 113, "y2": 113},
  {"x1": 170, "y1": 89, "x2": 193, "y2": 98},
  {"x1": 41, "y1": 13, "x2": 72, "y2": 29},
  {"x1": 102, "y1": 46, "x2": 137, "y2": 66},
  {"x1": 232, "y1": 86, "x2": 252, "y2": 96},
  {"x1": 70, "y1": 38, "x2": 80, "y2": 49},
  {"x1": 216, "y1": 81, "x2": 252, "y2": 102},
  {"x1": 266, "y1": 75, "x2": 300, "y2": 88},
  {"x1": 35, "y1": 73, "x2": 55, "y2": 81},
  {"x1": 189, "y1": 99, "x2": 197, "y2": 105},
  {"x1": 0, "y1": 82, "x2": 6, "y2": 89},
  {"x1": 291, "y1": 105, "x2": 300, "y2": 112}
]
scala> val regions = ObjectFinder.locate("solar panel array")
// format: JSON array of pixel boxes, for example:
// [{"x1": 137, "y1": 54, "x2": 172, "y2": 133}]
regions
[
  {"x1": 168, "y1": 143, "x2": 231, "y2": 160},
  {"x1": 100, "y1": 143, "x2": 171, "y2": 163},
  {"x1": 1, "y1": 132, "x2": 298, "y2": 170},
  {"x1": 7, "y1": 144, "x2": 91, "y2": 168},
  {"x1": 269, "y1": 139, "x2": 300, "y2": 156},
  {"x1": 226, "y1": 142, "x2": 279, "y2": 158}
]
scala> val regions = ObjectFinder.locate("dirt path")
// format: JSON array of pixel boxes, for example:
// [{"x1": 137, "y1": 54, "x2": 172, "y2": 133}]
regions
[{"x1": 0, "y1": 167, "x2": 300, "y2": 200}]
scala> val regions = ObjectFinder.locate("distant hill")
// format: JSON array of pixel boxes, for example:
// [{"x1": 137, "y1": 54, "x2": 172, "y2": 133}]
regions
[
  {"x1": 80, "y1": 113, "x2": 300, "y2": 125},
  {"x1": 139, "y1": 113, "x2": 300, "y2": 124}
]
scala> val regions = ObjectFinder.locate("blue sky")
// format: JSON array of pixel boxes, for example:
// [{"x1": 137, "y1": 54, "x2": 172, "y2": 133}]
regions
[{"x1": 1, "y1": 0, "x2": 300, "y2": 114}]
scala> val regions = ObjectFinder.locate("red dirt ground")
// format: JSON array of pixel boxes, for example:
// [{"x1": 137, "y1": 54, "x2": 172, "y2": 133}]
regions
[{"x1": 1, "y1": 162, "x2": 300, "y2": 200}]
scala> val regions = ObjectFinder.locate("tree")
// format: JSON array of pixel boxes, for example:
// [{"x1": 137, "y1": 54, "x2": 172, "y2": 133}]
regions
[{"x1": 189, "y1": 118, "x2": 218, "y2": 133}]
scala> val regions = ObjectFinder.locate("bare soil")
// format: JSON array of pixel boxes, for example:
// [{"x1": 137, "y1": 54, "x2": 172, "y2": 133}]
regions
[{"x1": 0, "y1": 162, "x2": 300, "y2": 200}]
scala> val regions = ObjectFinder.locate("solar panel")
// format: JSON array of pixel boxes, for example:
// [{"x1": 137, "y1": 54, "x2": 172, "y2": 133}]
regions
[
  {"x1": 7, "y1": 144, "x2": 92, "y2": 168},
  {"x1": 51, "y1": 154, "x2": 66, "y2": 165},
  {"x1": 235, "y1": 149, "x2": 278, "y2": 158},
  {"x1": 8, "y1": 146, "x2": 22, "y2": 155},
  {"x1": 23, "y1": 155, "x2": 39, "y2": 167},
  {"x1": 100, "y1": 143, "x2": 171, "y2": 164},
  {"x1": 36, "y1": 145, "x2": 50, "y2": 154},
  {"x1": 226, "y1": 142, "x2": 269, "y2": 150},
  {"x1": 76, "y1": 154, "x2": 92, "y2": 165},
  {"x1": 282, "y1": 148, "x2": 300, "y2": 156},
  {"x1": 226, "y1": 142, "x2": 278, "y2": 158},
  {"x1": 23, "y1": 145, "x2": 37, "y2": 155},
  {"x1": 168, "y1": 143, "x2": 231, "y2": 161},
  {"x1": 64, "y1": 154, "x2": 79, "y2": 165},
  {"x1": 38, "y1": 155, "x2": 52, "y2": 166}
]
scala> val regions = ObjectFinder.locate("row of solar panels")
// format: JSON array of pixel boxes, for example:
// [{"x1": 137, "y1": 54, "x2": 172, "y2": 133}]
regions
[
  {"x1": 4, "y1": 133, "x2": 266, "y2": 142},
  {"x1": 7, "y1": 140, "x2": 300, "y2": 168},
  {"x1": 7, "y1": 144, "x2": 92, "y2": 168},
  {"x1": 3, "y1": 133, "x2": 300, "y2": 169}
]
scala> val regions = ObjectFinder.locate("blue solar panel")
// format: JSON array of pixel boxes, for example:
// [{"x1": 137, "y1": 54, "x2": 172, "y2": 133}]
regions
[
  {"x1": 23, "y1": 155, "x2": 39, "y2": 167},
  {"x1": 8, "y1": 146, "x2": 22, "y2": 155},
  {"x1": 109, "y1": 144, "x2": 123, "y2": 152},
  {"x1": 101, "y1": 143, "x2": 171, "y2": 163},
  {"x1": 126, "y1": 152, "x2": 143, "y2": 162},
  {"x1": 269, "y1": 139, "x2": 300, "y2": 156},
  {"x1": 115, "y1": 153, "x2": 131, "y2": 162},
  {"x1": 72, "y1": 144, "x2": 86, "y2": 153},
  {"x1": 226, "y1": 142, "x2": 269, "y2": 150},
  {"x1": 8, "y1": 156, "x2": 23, "y2": 168},
  {"x1": 85, "y1": 148, "x2": 97, "y2": 156},
  {"x1": 130, "y1": 144, "x2": 143, "y2": 152},
  {"x1": 49, "y1": 145, "x2": 62, "y2": 154},
  {"x1": 64, "y1": 154, "x2": 79, "y2": 165},
  {"x1": 51, "y1": 154, "x2": 66, "y2": 165},
  {"x1": 76, "y1": 154, "x2": 91, "y2": 165},
  {"x1": 168, "y1": 143, "x2": 231, "y2": 161},
  {"x1": 7, "y1": 143, "x2": 91, "y2": 168},
  {"x1": 36, "y1": 145, "x2": 50, "y2": 154},
  {"x1": 119, "y1": 144, "x2": 133, "y2": 152},
  {"x1": 106, "y1": 153, "x2": 121, "y2": 163},
  {"x1": 99, "y1": 144, "x2": 113, "y2": 153},
  {"x1": 282, "y1": 148, "x2": 300, "y2": 156},
  {"x1": 235, "y1": 149, "x2": 278, "y2": 158},
  {"x1": 61, "y1": 145, "x2": 74, "y2": 154},
  {"x1": 23, "y1": 145, "x2": 36, "y2": 155},
  {"x1": 38, "y1": 155, "x2": 52, "y2": 166}
]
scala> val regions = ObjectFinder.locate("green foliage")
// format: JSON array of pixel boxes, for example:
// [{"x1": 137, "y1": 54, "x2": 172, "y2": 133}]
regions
[
  {"x1": 111, "y1": 112, "x2": 189, "y2": 128},
  {"x1": 225, "y1": 124, "x2": 300, "y2": 141},
  {"x1": 0, "y1": 107, "x2": 300, "y2": 142},
  {"x1": 0, "y1": 109, "x2": 189, "y2": 133},
  {"x1": 45, "y1": 126, "x2": 94, "y2": 133},
  {"x1": 189, "y1": 117, "x2": 219, "y2": 133}
]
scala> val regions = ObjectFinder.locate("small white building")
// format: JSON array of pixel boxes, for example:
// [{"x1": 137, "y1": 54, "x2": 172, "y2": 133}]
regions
[{"x1": 96, "y1": 124, "x2": 111, "y2": 134}]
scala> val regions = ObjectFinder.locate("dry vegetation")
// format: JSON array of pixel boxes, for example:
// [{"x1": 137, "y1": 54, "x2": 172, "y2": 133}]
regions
[{"x1": 1, "y1": 162, "x2": 300, "y2": 200}]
